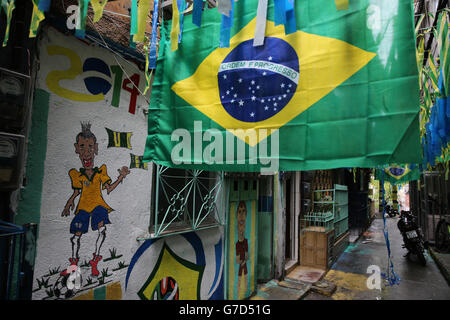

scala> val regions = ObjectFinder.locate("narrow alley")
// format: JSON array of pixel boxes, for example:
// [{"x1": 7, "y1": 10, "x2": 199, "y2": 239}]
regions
[{"x1": 304, "y1": 213, "x2": 450, "y2": 300}]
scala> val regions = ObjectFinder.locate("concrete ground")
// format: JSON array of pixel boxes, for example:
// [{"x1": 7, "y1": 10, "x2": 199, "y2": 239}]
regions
[{"x1": 304, "y1": 214, "x2": 450, "y2": 300}]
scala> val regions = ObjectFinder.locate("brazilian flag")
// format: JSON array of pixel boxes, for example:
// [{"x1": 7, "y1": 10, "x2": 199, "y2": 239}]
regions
[
  {"x1": 144, "y1": 0, "x2": 421, "y2": 172},
  {"x1": 375, "y1": 164, "x2": 421, "y2": 185}
]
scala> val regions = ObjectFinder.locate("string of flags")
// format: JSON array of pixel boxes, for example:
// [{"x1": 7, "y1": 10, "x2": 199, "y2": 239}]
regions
[
  {"x1": 1, "y1": 0, "x2": 353, "y2": 62},
  {"x1": 416, "y1": 9, "x2": 450, "y2": 178}
]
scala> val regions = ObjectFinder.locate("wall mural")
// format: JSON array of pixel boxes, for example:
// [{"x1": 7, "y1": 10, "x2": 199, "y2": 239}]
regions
[
  {"x1": 30, "y1": 26, "x2": 224, "y2": 300},
  {"x1": 227, "y1": 200, "x2": 256, "y2": 300},
  {"x1": 125, "y1": 232, "x2": 224, "y2": 300},
  {"x1": 32, "y1": 122, "x2": 136, "y2": 299}
]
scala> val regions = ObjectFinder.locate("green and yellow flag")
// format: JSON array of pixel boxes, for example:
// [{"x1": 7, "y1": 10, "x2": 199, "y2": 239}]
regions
[
  {"x1": 105, "y1": 128, "x2": 133, "y2": 149},
  {"x1": 144, "y1": 0, "x2": 421, "y2": 172},
  {"x1": 375, "y1": 164, "x2": 421, "y2": 185}
]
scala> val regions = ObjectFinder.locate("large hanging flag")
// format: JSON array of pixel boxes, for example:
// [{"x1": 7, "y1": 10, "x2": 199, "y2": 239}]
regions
[
  {"x1": 375, "y1": 164, "x2": 421, "y2": 185},
  {"x1": 144, "y1": 0, "x2": 422, "y2": 172}
]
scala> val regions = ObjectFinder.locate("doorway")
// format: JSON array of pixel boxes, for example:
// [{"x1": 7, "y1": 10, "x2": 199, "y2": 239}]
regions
[{"x1": 284, "y1": 173, "x2": 300, "y2": 273}]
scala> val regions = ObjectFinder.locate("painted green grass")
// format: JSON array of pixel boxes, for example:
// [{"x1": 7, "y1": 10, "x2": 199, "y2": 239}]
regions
[{"x1": 103, "y1": 248, "x2": 123, "y2": 262}]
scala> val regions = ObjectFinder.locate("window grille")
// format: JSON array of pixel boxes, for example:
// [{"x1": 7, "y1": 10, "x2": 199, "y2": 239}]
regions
[{"x1": 149, "y1": 164, "x2": 225, "y2": 238}]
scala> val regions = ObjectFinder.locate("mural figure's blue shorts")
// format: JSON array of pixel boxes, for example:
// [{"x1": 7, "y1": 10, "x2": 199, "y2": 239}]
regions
[{"x1": 70, "y1": 206, "x2": 111, "y2": 234}]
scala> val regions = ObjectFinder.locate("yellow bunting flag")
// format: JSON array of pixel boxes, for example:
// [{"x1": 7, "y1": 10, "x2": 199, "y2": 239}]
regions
[
  {"x1": 90, "y1": 0, "x2": 108, "y2": 23},
  {"x1": 134, "y1": 0, "x2": 151, "y2": 42},
  {"x1": 29, "y1": 1, "x2": 45, "y2": 38},
  {"x1": 171, "y1": 0, "x2": 180, "y2": 51},
  {"x1": 2, "y1": 0, "x2": 16, "y2": 47},
  {"x1": 335, "y1": 0, "x2": 349, "y2": 10}
]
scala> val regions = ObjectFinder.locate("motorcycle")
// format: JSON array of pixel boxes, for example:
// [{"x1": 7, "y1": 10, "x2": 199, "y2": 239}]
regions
[
  {"x1": 385, "y1": 204, "x2": 398, "y2": 218},
  {"x1": 397, "y1": 210, "x2": 427, "y2": 266}
]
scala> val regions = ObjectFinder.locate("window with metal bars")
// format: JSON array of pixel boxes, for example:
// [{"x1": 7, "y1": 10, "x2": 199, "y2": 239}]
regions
[{"x1": 149, "y1": 164, "x2": 225, "y2": 238}]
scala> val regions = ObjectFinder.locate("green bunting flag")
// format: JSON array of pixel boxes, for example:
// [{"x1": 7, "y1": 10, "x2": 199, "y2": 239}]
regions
[
  {"x1": 105, "y1": 128, "x2": 133, "y2": 149},
  {"x1": 29, "y1": 0, "x2": 45, "y2": 38},
  {"x1": 144, "y1": 0, "x2": 421, "y2": 172},
  {"x1": 375, "y1": 164, "x2": 421, "y2": 185},
  {"x1": 1, "y1": 0, "x2": 15, "y2": 47},
  {"x1": 436, "y1": 11, "x2": 449, "y2": 96}
]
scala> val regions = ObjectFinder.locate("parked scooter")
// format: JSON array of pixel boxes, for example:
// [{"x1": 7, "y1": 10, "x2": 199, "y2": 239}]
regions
[
  {"x1": 397, "y1": 210, "x2": 427, "y2": 266},
  {"x1": 385, "y1": 204, "x2": 398, "y2": 218}
]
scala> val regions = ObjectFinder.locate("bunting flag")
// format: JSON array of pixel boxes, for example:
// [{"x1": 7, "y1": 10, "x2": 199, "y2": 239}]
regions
[
  {"x1": 428, "y1": 54, "x2": 440, "y2": 94},
  {"x1": 90, "y1": 0, "x2": 108, "y2": 23},
  {"x1": 134, "y1": 0, "x2": 151, "y2": 43},
  {"x1": 416, "y1": 36, "x2": 424, "y2": 89},
  {"x1": 192, "y1": 0, "x2": 203, "y2": 27},
  {"x1": 37, "y1": 0, "x2": 50, "y2": 12},
  {"x1": 219, "y1": 0, "x2": 234, "y2": 48},
  {"x1": 177, "y1": 0, "x2": 186, "y2": 44},
  {"x1": 130, "y1": 0, "x2": 138, "y2": 40},
  {"x1": 436, "y1": 11, "x2": 449, "y2": 96},
  {"x1": 29, "y1": 0, "x2": 45, "y2": 38},
  {"x1": 105, "y1": 128, "x2": 133, "y2": 149},
  {"x1": 130, "y1": 154, "x2": 148, "y2": 170},
  {"x1": 145, "y1": 0, "x2": 421, "y2": 172},
  {"x1": 218, "y1": 0, "x2": 232, "y2": 17},
  {"x1": 143, "y1": 37, "x2": 153, "y2": 95},
  {"x1": 148, "y1": 0, "x2": 160, "y2": 69},
  {"x1": 284, "y1": 0, "x2": 296, "y2": 34},
  {"x1": 379, "y1": 171, "x2": 401, "y2": 287},
  {"x1": 253, "y1": 0, "x2": 268, "y2": 46},
  {"x1": 1, "y1": 0, "x2": 15, "y2": 47},
  {"x1": 75, "y1": 0, "x2": 88, "y2": 39},
  {"x1": 375, "y1": 164, "x2": 421, "y2": 185},
  {"x1": 170, "y1": 0, "x2": 180, "y2": 51},
  {"x1": 335, "y1": 0, "x2": 349, "y2": 10}
]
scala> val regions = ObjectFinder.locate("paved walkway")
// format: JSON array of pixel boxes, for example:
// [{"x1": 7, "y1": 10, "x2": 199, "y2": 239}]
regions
[{"x1": 304, "y1": 215, "x2": 450, "y2": 300}]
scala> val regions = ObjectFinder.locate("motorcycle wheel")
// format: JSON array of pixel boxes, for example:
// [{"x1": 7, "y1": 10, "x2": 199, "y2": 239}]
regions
[{"x1": 417, "y1": 251, "x2": 427, "y2": 266}]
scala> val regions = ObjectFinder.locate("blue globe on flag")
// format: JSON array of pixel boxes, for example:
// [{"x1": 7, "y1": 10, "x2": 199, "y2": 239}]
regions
[{"x1": 217, "y1": 37, "x2": 299, "y2": 123}]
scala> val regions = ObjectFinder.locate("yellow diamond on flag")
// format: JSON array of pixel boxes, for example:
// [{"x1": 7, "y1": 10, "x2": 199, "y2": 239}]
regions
[{"x1": 171, "y1": 18, "x2": 376, "y2": 146}]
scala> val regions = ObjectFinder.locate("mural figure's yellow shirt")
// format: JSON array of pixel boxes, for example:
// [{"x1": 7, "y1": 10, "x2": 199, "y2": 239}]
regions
[{"x1": 69, "y1": 164, "x2": 113, "y2": 214}]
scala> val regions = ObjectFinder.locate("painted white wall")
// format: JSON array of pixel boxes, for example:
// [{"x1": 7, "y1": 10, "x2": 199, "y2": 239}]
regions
[{"x1": 29, "y1": 26, "x2": 224, "y2": 300}]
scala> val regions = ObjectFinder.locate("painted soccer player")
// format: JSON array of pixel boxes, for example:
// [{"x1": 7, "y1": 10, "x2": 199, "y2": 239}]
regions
[
  {"x1": 235, "y1": 201, "x2": 249, "y2": 299},
  {"x1": 61, "y1": 122, "x2": 130, "y2": 277}
]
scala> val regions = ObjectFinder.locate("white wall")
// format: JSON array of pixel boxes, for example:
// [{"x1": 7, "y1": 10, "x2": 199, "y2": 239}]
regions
[{"x1": 29, "y1": 26, "x2": 224, "y2": 300}]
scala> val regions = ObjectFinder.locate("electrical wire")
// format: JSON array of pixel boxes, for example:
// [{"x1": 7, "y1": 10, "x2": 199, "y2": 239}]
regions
[{"x1": 86, "y1": 13, "x2": 152, "y2": 105}]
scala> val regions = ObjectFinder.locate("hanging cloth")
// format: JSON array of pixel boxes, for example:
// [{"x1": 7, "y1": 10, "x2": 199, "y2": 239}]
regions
[
  {"x1": 37, "y1": 0, "x2": 50, "y2": 12},
  {"x1": 219, "y1": 0, "x2": 234, "y2": 48},
  {"x1": 192, "y1": 0, "x2": 203, "y2": 27},
  {"x1": 29, "y1": 0, "x2": 45, "y2": 38},
  {"x1": 148, "y1": 0, "x2": 160, "y2": 69},
  {"x1": 90, "y1": 0, "x2": 108, "y2": 23},
  {"x1": 217, "y1": 0, "x2": 232, "y2": 16},
  {"x1": 143, "y1": 38, "x2": 153, "y2": 95},
  {"x1": 130, "y1": 0, "x2": 138, "y2": 42},
  {"x1": 134, "y1": 0, "x2": 151, "y2": 43},
  {"x1": 273, "y1": 0, "x2": 285, "y2": 27},
  {"x1": 284, "y1": 0, "x2": 296, "y2": 34},
  {"x1": 170, "y1": 0, "x2": 181, "y2": 51},
  {"x1": 379, "y1": 171, "x2": 401, "y2": 286},
  {"x1": 75, "y1": 0, "x2": 89, "y2": 39},
  {"x1": 1, "y1": 0, "x2": 15, "y2": 47},
  {"x1": 178, "y1": 0, "x2": 186, "y2": 44},
  {"x1": 334, "y1": 0, "x2": 349, "y2": 10},
  {"x1": 253, "y1": 0, "x2": 268, "y2": 46}
]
